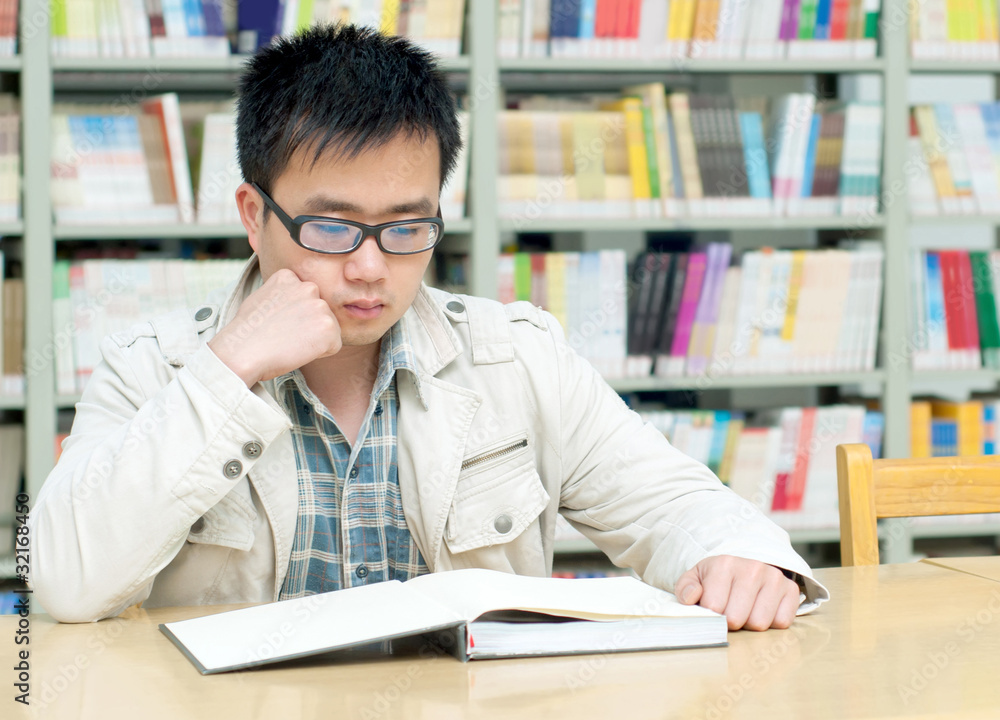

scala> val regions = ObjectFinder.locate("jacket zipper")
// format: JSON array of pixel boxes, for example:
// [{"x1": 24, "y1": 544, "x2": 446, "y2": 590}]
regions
[{"x1": 460, "y1": 438, "x2": 528, "y2": 471}]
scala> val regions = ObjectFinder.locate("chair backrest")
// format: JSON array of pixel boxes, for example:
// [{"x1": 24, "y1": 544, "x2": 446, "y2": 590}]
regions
[{"x1": 836, "y1": 443, "x2": 1000, "y2": 566}]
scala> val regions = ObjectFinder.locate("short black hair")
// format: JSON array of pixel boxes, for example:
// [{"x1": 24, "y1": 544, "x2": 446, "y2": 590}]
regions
[{"x1": 236, "y1": 24, "x2": 462, "y2": 203}]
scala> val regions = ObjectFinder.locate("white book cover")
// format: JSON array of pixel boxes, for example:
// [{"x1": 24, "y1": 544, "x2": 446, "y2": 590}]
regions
[
  {"x1": 906, "y1": 130, "x2": 940, "y2": 216},
  {"x1": 161, "y1": 569, "x2": 729, "y2": 673},
  {"x1": 862, "y1": 249, "x2": 884, "y2": 371},
  {"x1": 909, "y1": 249, "x2": 928, "y2": 367},
  {"x1": 730, "y1": 250, "x2": 761, "y2": 375},
  {"x1": 727, "y1": 426, "x2": 782, "y2": 511},
  {"x1": 638, "y1": 0, "x2": 669, "y2": 58},
  {"x1": 707, "y1": 265, "x2": 741, "y2": 376},
  {"x1": 756, "y1": 250, "x2": 792, "y2": 374},
  {"x1": 142, "y1": 94, "x2": 196, "y2": 223},
  {"x1": 954, "y1": 104, "x2": 1000, "y2": 214}
]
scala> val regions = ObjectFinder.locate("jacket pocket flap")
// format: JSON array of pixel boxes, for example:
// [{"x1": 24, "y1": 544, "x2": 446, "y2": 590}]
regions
[
  {"x1": 186, "y1": 490, "x2": 258, "y2": 552},
  {"x1": 444, "y1": 453, "x2": 550, "y2": 555}
]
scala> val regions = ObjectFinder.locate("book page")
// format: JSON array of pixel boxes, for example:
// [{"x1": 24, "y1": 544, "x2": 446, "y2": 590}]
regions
[
  {"x1": 161, "y1": 580, "x2": 463, "y2": 673},
  {"x1": 405, "y1": 569, "x2": 721, "y2": 623}
]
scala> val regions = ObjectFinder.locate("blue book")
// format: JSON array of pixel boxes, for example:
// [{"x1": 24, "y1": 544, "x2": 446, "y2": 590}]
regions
[
  {"x1": 550, "y1": 0, "x2": 583, "y2": 39},
  {"x1": 201, "y1": 0, "x2": 227, "y2": 38},
  {"x1": 183, "y1": 0, "x2": 207, "y2": 37},
  {"x1": 933, "y1": 103, "x2": 974, "y2": 200},
  {"x1": 800, "y1": 113, "x2": 822, "y2": 197},
  {"x1": 739, "y1": 112, "x2": 772, "y2": 199},
  {"x1": 707, "y1": 411, "x2": 730, "y2": 475},
  {"x1": 238, "y1": 0, "x2": 283, "y2": 51},
  {"x1": 814, "y1": 0, "x2": 833, "y2": 39},
  {"x1": 925, "y1": 252, "x2": 948, "y2": 356},
  {"x1": 984, "y1": 404, "x2": 996, "y2": 455},
  {"x1": 578, "y1": 0, "x2": 597, "y2": 40},
  {"x1": 862, "y1": 411, "x2": 884, "y2": 460}
]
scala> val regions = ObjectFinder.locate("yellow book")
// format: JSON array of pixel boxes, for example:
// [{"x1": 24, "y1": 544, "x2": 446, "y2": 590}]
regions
[
  {"x1": 980, "y1": 0, "x2": 999, "y2": 43},
  {"x1": 911, "y1": 401, "x2": 932, "y2": 458},
  {"x1": 932, "y1": 401, "x2": 984, "y2": 456},
  {"x1": 571, "y1": 113, "x2": 606, "y2": 202},
  {"x1": 558, "y1": 114, "x2": 576, "y2": 176},
  {"x1": 671, "y1": 0, "x2": 698, "y2": 41},
  {"x1": 503, "y1": 112, "x2": 537, "y2": 175},
  {"x1": 623, "y1": 82, "x2": 674, "y2": 203},
  {"x1": 667, "y1": 93, "x2": 703, "y2": 200},
  {"x1": 717, "y1": 416, "x2": 745, "y2": 485},
  {"x1": 600, "y1": 98, "x2": 651, "y2": 201},
  {"x1": 545, "y1": 253, "x2": 567, "y2": 333},
  {"x1": 381, "y1": 0, "x2": 401, "y2": 35},
  {"x1": 946, "y1": 0, "x2": 963, "y2": 41},
  {"x1": 913, "y1": 106, "x2": 958, "y2": 207},
  {"x1": 692, "y1": 0, "x2": 719, "y2": 42},
  {"x1": 781, "y1": 251, "x2": 807, "y2": 342}
]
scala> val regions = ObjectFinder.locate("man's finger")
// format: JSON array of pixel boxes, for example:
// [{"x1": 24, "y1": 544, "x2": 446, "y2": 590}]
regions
[
  {"x1": 741, "y1": 574, "x2": 793, "y2": 631},
  {"x1": 674, "y1": 569, "x2": 703, "y2": 606}
]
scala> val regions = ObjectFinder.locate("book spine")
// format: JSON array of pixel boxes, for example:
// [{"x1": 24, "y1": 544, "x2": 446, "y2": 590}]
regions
[{"x1": 669, "y1": 251, "x2": 707, "y2": 364}]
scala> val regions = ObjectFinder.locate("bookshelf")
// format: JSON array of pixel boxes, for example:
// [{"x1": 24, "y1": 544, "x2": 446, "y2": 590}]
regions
[{"x1": 10, "y1": 0, "x2": 1000, "y2": 580}]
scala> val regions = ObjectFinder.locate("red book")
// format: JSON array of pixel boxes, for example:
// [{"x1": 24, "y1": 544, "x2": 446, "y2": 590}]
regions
[
  {"x1": 596, "y1": 0, "x2": 617, "y2": 38},
  {"x1": 786, "y1": 407, "x2": 816, "y2": 512},
  {"x1": 938, "y1": 250, "x2": 967, "y2": 352},
  {"x1": 956, "y1": 250, "x2": 981, "y2": 355},
  {"x1": 530, "y1": 253, "x2": 547, "y2": 309},
  {"x1": 830, "y1": 0, "x2": 850, "y2": 40},
  {"x1": 614, "y1": 0, "x2": 631, "y2": 38},
  {"x1": 626, "y1": 0, "x2": 642, "y2": 39}
]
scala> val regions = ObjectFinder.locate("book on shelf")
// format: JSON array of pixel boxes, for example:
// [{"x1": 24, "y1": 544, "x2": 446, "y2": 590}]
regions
[
  {"x1": 2, "y1": 247, "x2": 23, "y2": 397},
  {"x1": 907, "y1": 102, "x2": 1000, "y2": 217},
  {"x1": 55, "y1": 257, "x2": 246, "y2": 393},
  {"x1": 640, "y1": 403, "x2": 881, "y2": 531},
  {"x1": 499, "y1": 89, "x2": 882, "y2": 221},
  {"x1": 440, "y1": 110, "x2": 470, "y2": 221},
  {"x1": 160, "y1": 568, "x2": 728, "y2": 674},
  {"x1": 910, "y1": 398, "x2": 1000, "y2": 458},
  {"x1": 911, "y1": 0, "x2": 1000, "y2": 60},
  {"x1": 51, "y1": 0, "x2": 467, "y2": 58},
  {"x1": 0, "y1": 424, "x2": 23, "y2": 554},
  {"x1": 501, "y1": 0, "x2": 879, "y2": 60},
  {"x1": 909, "y1": 249, "x2": 1000, "y2": 371}
]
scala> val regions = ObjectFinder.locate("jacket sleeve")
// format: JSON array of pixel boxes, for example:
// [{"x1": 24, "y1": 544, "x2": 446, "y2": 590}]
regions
[
  {"x1": 28, "y1": 330, "x2": 290, "y2": 623},
  {"x1": 546, "y1": 316, "x2": 829, "y2": 611}
]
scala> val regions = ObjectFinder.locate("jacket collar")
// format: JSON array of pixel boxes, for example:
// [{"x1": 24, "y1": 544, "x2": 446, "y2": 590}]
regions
[{"x1": 218, "y1": 255, "x2": 464, "y2": 406}]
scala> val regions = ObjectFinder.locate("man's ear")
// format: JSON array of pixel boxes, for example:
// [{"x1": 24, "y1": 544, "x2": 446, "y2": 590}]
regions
[{"x1": 235, "y1": 182, "x2": 264, "y2": 254}]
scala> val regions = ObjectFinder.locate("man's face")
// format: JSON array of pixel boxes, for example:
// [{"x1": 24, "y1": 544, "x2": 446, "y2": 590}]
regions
[{"x1": 245, "y1": 131, "x2": 441, "y2": 349}]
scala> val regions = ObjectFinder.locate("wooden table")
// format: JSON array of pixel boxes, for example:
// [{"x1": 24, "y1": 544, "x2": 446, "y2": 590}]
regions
[
  {"x1": 5, "y1": 562, "x2": 1000, "y2": 720},
  {"x1": 923, "y1": 555, "x2": 1000, "y2": 584}
]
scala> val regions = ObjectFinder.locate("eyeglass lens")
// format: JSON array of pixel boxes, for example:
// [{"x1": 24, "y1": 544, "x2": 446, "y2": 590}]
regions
[{"x1": 299, "y1": 221, "x2": 440, "y2": 254}]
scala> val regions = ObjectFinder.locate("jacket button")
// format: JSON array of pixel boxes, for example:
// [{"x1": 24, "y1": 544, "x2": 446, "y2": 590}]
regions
[
  {"x1": 242, "y1": 441, "x2": 262, "y2": 459},
  {"x1": 223, "y1": 460, "x2": 243, "y2": 478},
  {"x1": 355, "y1": 564, "x2": 369, "y2": 578},
  {"x1": 494, "y1": 514, "x2": 513, "y2": 534},
  {"x1": 195, "y1": 307, "x2": 213, "y2": 322},
  {"x1": 191, "y1": 517, "x2": 205, "y2": 534},
  {"x1": 446, "y1": 300, "x2": 465, "y2": 313}
]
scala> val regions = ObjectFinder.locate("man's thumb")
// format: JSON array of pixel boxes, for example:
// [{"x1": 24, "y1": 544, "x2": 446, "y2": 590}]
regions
[{"x1": 674, "y1": 570, "x2": 703, "y2": 605}]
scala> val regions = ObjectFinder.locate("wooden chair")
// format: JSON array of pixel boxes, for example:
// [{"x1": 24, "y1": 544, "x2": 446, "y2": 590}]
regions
[{"x1": 836, "y1": 443, "x2": 1000, "y2": 566}]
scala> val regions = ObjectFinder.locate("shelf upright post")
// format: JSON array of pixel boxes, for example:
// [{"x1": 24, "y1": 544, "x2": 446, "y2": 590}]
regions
[
  {"x1": 468, "y1": 0, "x2": 500, "y2": 299},
  {"x1": 879, "y1": 0, "x2": 914, "y2": 563},
  {"x1": 21, "y1": 0, "x2": 55, "y2": 501}
]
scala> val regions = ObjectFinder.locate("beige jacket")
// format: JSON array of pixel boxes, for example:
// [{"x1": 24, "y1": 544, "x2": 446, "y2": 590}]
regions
[{"x1": 30, "y1": 256, "x2": 828, "y2": 622}]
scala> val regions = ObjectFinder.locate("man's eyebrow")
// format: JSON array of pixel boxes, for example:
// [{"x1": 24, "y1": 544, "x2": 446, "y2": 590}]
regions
[{"x1": 300, "y1": 195, "x2": 436, "y2": 216}]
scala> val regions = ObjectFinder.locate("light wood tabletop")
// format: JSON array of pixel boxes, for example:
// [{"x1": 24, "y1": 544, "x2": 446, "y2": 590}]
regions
[
  {"x1": 5, "y1": 562, "x2": 1000, "y2": 720},
  {"x1": 922, "y1": 555, "x2": 1000, "y2": 584}
]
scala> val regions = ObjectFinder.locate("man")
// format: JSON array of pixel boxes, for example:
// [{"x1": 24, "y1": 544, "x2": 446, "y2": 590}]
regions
[{"x1": 30, "y1": 25, "x2": 828, "y2": 629}]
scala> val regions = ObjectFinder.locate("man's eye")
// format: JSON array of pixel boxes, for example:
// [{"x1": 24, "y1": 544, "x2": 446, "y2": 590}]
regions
[
  {"x1": 387, "y1": 226, "x2": 418, "y2": 237},
  {"x1": 317, "y1": 223, "x2": 353, "y2": 235}
]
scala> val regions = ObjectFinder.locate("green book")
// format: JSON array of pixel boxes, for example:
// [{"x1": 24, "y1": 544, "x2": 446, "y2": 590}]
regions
[
  {"x1": 513, "y1": 253, "x2": 532, "y2": 303},
  {"x1": 970, "y1": 252, "x2": 1000, "y2": 368},
  {"x1": 798, "y1": 0, "x2": 820, "y2": 40},
  {"x1": 629, "y1": 97, "x2": 661, "y2": 200}
]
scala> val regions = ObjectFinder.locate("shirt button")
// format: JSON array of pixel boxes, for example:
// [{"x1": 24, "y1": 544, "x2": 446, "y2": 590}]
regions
[
  {"x1": 446, "y1": 300, "x2": 465, "y2": 313},
  {"x1": 494, "y1": 514, "x2": 513, "y2": 534},
  {"x1": 223, "y1": 460, "x2": 243, "y2": 478},
  {"x1": 349, "y1": 467, "x2": 359, "y2": 479},
  {"x1": 355, "y1": 565, "x2": 369, "y2": 578},
  {"x1": 373, "y1": 403, "x2": 383, "y2": 416},
  {"x1": 242, "y1": 441, "x2": 262, "y2": 459}
]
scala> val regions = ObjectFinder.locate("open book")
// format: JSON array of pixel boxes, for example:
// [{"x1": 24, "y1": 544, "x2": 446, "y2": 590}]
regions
[{"x1": 160, "y1": 569, "x2": 728, "y2": 674}]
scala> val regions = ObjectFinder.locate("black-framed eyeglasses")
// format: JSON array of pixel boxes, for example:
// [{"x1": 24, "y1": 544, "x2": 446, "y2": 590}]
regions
[{"x1": 252, "y1": 182, "x2": 445, "y2": 255}]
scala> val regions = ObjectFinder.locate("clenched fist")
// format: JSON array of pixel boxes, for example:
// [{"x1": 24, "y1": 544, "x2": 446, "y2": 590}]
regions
[{"x1": 208, "y1": 268, "x2": 343, "y2": 387}]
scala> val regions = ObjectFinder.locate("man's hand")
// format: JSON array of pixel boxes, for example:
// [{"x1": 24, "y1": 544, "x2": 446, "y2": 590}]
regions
[
  {"x1": 674, "y1": 555, "x2": 801, "y2": 631},
  {"x1": 208, "y1": 268, "x2": 343, "y2": 387}
]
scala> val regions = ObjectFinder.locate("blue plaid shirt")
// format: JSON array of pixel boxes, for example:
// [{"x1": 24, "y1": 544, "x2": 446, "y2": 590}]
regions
[{"x1": 275, "y1": 321, "x2": 428, "y2": 599}]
